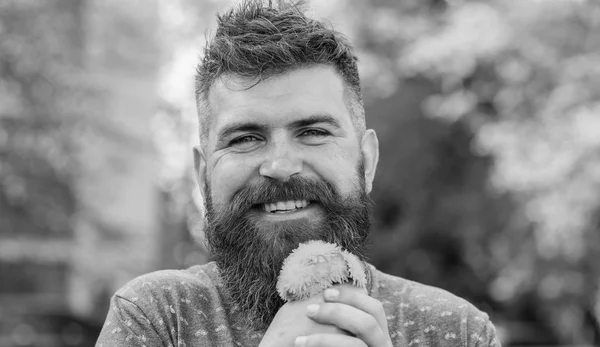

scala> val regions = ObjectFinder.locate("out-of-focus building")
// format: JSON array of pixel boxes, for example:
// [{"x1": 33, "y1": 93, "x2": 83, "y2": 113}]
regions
[{"x1": 0, "y1": 1, "x2": 202, "y2": 345}]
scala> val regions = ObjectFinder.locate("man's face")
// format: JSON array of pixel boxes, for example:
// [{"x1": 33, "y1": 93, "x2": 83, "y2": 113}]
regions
[
  {"x1": 199, "y1": 64, "x2": 378, "y2": 221},
  {"x1": 194, "y1": 64, "x2": 379, "y2": 328}
]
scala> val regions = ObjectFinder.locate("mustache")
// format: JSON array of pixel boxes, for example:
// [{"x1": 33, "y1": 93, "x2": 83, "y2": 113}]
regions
[{"x1": 228, "y1": 176, "x2": 339, "y2": 211}]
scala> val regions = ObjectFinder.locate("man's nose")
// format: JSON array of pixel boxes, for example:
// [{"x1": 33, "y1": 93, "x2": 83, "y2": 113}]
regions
[{"x1": 259, "y1": 155, "x2": 303, "y2": 182}]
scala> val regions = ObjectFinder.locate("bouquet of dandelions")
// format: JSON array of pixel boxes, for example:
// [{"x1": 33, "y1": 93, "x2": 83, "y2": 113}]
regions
[{"x1": 260, "y1": 240, "x2": 368, "y2": 346}]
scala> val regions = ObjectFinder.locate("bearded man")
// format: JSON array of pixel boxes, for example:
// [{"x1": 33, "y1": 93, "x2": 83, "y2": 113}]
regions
[{"x1": 96, "y1": 1, "x2": 501, "y2": 346}]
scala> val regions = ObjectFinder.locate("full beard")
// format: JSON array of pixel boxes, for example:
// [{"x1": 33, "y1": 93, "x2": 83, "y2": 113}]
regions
[{"x1": 203, "y1": 166, "x2": 372, "y2": 331}]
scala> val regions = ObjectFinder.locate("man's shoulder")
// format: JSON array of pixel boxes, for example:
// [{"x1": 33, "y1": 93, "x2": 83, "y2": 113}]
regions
[
  {"x1": 369, "y1": 265, "x2": 499, "y2": 345},
  {"x1": 99, "y1": 263, "x2": 249, "y2": 345},
  {"x1": 370, "y1": 265, "x2": 473, "y2": 305},
  {"x1": 112, "y1": 262, "x2": 223, "y2": 308}
]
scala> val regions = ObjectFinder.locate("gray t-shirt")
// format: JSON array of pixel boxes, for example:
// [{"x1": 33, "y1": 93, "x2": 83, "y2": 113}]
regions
[{"x1": 96, "y1": 262, "x2": 501, "y2": 346}]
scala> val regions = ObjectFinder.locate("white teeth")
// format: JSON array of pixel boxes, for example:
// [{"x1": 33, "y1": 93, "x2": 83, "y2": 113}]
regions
[
  {"x1": 276, "y1": 201, "x2": 286, "y2": 211},
  {"x1": 295, "y1": 200, "x2": 308, "y2": 208},
  {"x1": 262, "y1": 200, "x2": 310, "y2": 213}
]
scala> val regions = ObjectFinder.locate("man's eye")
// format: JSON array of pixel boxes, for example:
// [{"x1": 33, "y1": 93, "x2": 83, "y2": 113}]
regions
[
  {"x1": 300, "y1": 129, "x2": 329, "y2": 137},
  {"x1": 230, "y1": 135, "x2": 261, "y2": 147}
]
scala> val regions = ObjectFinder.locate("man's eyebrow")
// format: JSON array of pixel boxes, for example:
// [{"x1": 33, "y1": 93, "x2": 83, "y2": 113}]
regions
[
  {"x1": 217, "y1": 122, "x2": 268, "y2": 141},
  {"x1": 288, "y1": 114, "x2": 342, "y2": 130}
]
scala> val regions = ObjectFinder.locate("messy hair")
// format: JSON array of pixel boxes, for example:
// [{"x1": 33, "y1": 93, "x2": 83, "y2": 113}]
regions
[{"x1": 194, "y1": 0, "x2": 365, "y2": 146}]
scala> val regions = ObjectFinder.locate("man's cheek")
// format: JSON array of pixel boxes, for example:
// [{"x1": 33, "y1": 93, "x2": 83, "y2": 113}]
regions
[
  {"x1": 209, "y1": 179, "x2": 238, "y2": 209},
  {"x1": 327, "y1": 151, "x2": 355, "y2": 161}
]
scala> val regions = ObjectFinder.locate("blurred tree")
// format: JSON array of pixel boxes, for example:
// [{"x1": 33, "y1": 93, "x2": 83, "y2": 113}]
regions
[
  {"x1": 0, "y1": 0, "x2": 86, "y2": 301},
  {"x1": 0, "y1": 0, "x2": 105, "y2": 344},
  {"x1": 0, "y1": 0, "x2": 165, "y2": 333},
  {"x1": 0, "y1": 0, "x2": 84, "y2": 241}
]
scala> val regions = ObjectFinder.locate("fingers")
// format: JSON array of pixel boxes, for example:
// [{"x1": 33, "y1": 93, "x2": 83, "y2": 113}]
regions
[
  {"x1": 323, "y1": 286, "x2": 390, "y2": 336},
  {"x1": 294, "y1": 334, "x2": 367, "y2": 347},
  {"x1": 305, "y1": 302, "x2": 388, "y2": 347}
]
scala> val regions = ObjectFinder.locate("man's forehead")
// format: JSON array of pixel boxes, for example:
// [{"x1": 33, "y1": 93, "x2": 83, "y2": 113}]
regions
[{"x1": 206, "y1": 66, "x2": 350, "y2": 132}]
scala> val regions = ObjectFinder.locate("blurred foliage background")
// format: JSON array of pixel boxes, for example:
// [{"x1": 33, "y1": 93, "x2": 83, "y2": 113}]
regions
[{"x1": 0, "y1": 0, "x2": 599, "y2": 346}]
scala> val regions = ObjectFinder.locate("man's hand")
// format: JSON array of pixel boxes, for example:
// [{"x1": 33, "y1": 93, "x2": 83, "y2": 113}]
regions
[
  {"x1": 259, "y1": 283, "x2": 392, "y2": 347},
  {"x1": 258, "y1": 291, "x2": 348, "y2": 347},
  {"x1": 296, "y1": 284, "x2": 392, "y2": 347}
]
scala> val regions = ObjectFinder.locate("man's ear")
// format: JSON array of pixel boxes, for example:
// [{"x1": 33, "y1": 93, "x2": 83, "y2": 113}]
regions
[
  {"x1": 193, "y1": 145, "x2": 207, "y2": 199},
  {"x1": 361, "y1": 129, "x2": 379, "y2": 194}
]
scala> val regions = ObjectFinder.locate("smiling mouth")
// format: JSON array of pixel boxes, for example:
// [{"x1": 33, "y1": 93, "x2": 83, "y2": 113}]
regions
[{"x1": 258, "y1": 199, "x2": 311, "y2": 213}]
